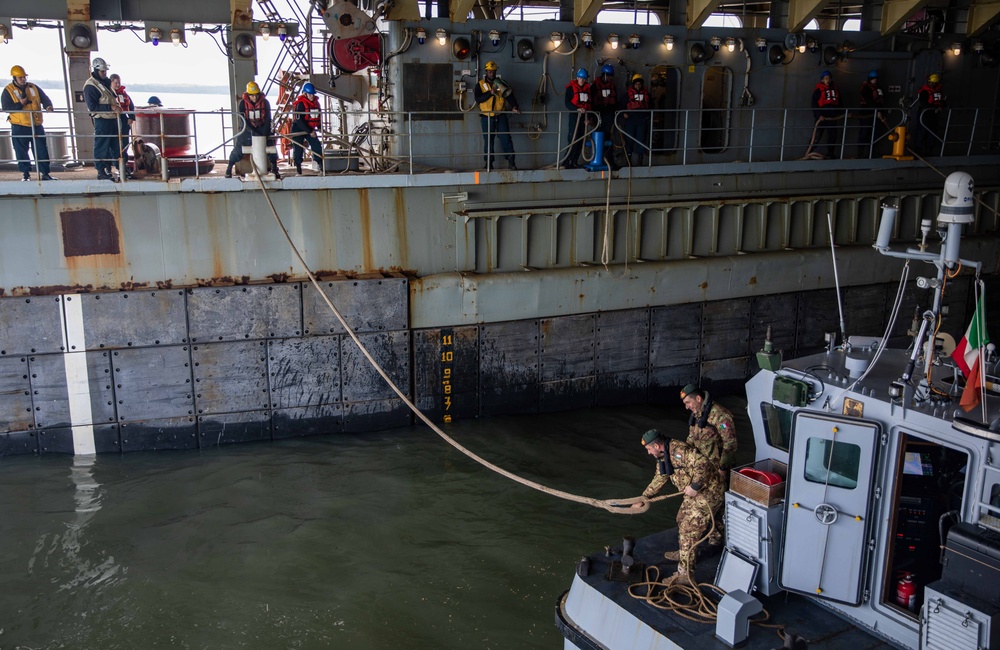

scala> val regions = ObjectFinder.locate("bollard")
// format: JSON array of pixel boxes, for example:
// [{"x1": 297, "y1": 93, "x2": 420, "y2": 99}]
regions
[
  {"x1": 251, "y1": 135, "x2": 268, "y2": 177},
  {"x1": 883, "y1": 126, "x2": 914, "y2": 161}
]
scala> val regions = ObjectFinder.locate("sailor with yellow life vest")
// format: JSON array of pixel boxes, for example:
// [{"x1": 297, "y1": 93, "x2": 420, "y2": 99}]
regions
[
  {"x1": 3, "y1": 65, "x2": 57, "y2": 181},
  {"x1": 473, "y1": 61, "x2": 520, "y2": 171},
  {"x1": 226, "y1": 81, "x2": 281, "y2": 179},
  {"x1": 291, "y1": 82, "x2": 323, "y2": 175},
  {"x1": 810, "y1": 70, "x2": 842, "y2": 159},
  {"x1": 83, "y1": 58, "x2": 123, "y2": 181}
]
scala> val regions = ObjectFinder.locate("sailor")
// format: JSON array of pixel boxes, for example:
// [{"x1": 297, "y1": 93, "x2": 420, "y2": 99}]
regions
[
  {"x1": 83, "y1": 57, "x2": 122, "y2": 181},
  {"x1": 474, "y1": 61, "x2": 520, "y2": 171},
  {"x1": 916, "y1": 73, "x2": 946, "y2": 155},
  {"x1": 858, "y1": 70, "x2": 886, "y2": 158},
  {"x1": 680, "y1": 383, "x2": 737, "y2": 472},
  {"x1": 2, "y1": 65, "x2": 56, "y2": 181},
  {"x1": 147, "y1": 96, "x2": 163, "y2": 107},
  {"x1": 110, "y1": 74, "x2": 135, "y2": 179},
  {"x1": 226, "y1": 81, "x2": 280, "y2": 179},
  {"x1": 622, "y1": 73, "x2": 649, "y2": 166},
  {"x1": 291, "y1": 82, "x2": 323, "y2": 175},
  {"x1": 561, "y1": 68, "x2": 592, "y2": 169},
  {"x1": 635, "y1": 429, "x2": 724, "y2": 586},
  {"x1": 591, "y1": 63, "x2": 618, "y2": 165},
  {"x1": 810, "y1": 70, "x2": 841, "y2": 158}
]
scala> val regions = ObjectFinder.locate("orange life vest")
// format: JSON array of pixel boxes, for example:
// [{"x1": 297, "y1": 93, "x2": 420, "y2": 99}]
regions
[{"x1": 814, "y1": 82, "x2": 839, "y2": 108}]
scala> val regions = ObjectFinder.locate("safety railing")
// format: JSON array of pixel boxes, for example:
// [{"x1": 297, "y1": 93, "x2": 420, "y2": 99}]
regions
[{"x1": 1, "y1": 104, "x2": 997, "y2": 182}]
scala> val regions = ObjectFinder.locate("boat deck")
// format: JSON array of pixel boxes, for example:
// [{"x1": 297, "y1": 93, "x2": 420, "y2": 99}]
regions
[{"x1": 557, "y1": 528, "x2": 900, "y2": 650}]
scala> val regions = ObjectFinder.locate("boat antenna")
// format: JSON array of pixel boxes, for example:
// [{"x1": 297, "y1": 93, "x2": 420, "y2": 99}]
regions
[{"x1": 827, "y1": 211, "x2": 848, "y2": 348}]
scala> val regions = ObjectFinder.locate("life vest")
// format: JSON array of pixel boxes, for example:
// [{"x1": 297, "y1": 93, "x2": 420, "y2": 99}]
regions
[
  {"x1": 478, "y1": 78, "x2": 509, "y2": 116},
  {"x1": 567, "y1": 81, "x2": 591, "y2": 111},
  {"x1": 814, "y1": 82, "x2": 839, "y2": 108},
  {"x1": 84, "y1": 76, "x2": 119, "y2": 119},
  {"x1": 114, "y1": 86, "x2": 132, "y2": 115},
  {"x1": 5, "y1": 82, "x2": 44, "y2": 126},
  {"x1": 626, "y1": 85, "x2": 648, "y2": 111},
  {"x1": 294, "y1": 94, "x2": 321, "y2": 130},
  {"x1": 592, "y1": 78, "x2": 617, "y2": 109},
  {"x1": 920, "y1": 84, "x2": 944, "y2": 107},
  {"x1": 859, "y1": 81, "x2": 883, "y2": 107},
  {"x1": 242, "y1": 92, "x2": 269, "y2": 128}
]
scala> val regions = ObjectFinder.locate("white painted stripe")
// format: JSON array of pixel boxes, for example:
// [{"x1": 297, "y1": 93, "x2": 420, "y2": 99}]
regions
[{"x1": 62, "y1": 295, "x2": 96, "y2": 456}]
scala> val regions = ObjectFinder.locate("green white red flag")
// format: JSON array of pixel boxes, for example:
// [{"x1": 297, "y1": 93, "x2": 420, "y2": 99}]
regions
[{"x1": 951, "y1": 294, "x2": 989, "y2": 412}]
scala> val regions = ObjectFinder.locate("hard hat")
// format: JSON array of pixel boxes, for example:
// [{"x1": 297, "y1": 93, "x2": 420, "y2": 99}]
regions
[
  {"x1": 576, "y1": 68, "x2": 589, "y2": 79},
  {"x1": 867, "y1": 70, "x2": 878, "y2": 79},
  {"x1": 484, "y1": 60, "x2": 498, "y2": 71},
  {"x1": 10, "y1": 65, "x2": 26, "y2": 78},
  {"x1": 303, "y1": 82, "x2": 316, "y2": 95},
  {"x1": 631, "y1": 73, "x2": 643, "y2": 83},
  {"x1": 246, "y1": 81, "x2": 261, "y2": 94},
  {"x1": 601, "y1": 63, "x2": 614, "y2": 75},
  {"x1": 929, "y1": 73, "x2": 940, "y2": 83},
  {"x1": 147, "y1": 96, "x2": 162, "y2": 106},
  {"x1": 820, "y1": 70, "x2": 832, "y2": 79},
  {"x1": 92, "y1": 58, "x2": 109, "y2": 72}
]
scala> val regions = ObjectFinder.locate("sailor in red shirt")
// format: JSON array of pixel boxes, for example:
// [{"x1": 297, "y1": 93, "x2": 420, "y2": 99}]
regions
[
  {"x1": 858, "y1": 69, "x2": 886, "y2": 158},
  {"x1": 810, "y1": 70, "x2": 841, "y2": 158},
  {"x1": 915, "y1": 72, "x2": 946, "y2": 155},
  {"x1": 291, "y1": 82, "x2": 323, "y2": 175},
  {"x1": 561, "y1": 68, "x2": 592, "y2": 169},
  {"x1": 591, "y1": 64, "x2": 619, "y2": 167},
  {"x1": 622, "y1": 73, "x2": 650, "y2": 166}
]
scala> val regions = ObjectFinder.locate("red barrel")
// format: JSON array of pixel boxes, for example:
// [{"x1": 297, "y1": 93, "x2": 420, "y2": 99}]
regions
[{"x1": 134, "y1": 108, "x2": 195, "y2": 158}]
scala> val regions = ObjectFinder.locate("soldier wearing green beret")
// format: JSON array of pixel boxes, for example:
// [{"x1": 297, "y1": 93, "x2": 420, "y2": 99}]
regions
[
  {"x1": 634, "y1": 428, "x2": 724, "y2": 586},
  {"x1": 680, "y1": 383, "x2": 738, "y2": 472}
]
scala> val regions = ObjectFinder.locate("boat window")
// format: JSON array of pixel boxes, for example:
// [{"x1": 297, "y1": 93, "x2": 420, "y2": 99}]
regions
[
  {"x1": 702, "y1": 14, "x2": 743, "y2": 27},
  {"x1": 803, "y1": 438, "x2": 860, "y2": 489},
  {"x1": 760, "y1": 402, "x2": 792, "y2": 451},
  {"x1": 699, "y1": 67, "x2": 731, "y2": 153},
  {"x1": 596, "y1": 9, "x2": 661, "y2": 25}
]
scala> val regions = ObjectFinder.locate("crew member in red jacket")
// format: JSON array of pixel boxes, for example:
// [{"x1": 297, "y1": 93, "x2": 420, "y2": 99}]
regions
[
  {"x1": 561, "y1": 68, "x2": 592, "y2": 169},
  {"x1": 810, "y1": 70, "x2": 841, "y2": 158},
  {"x1": 226, "y1": 81, "x2": 280, "y2": 179},
  {"x1": 915, "y1": 73, "x2": 946, "y2": 155},
  {"x1": 291, "y1": 82, "x2": 323, "y2": 175},
  {"x1": 622, "y1": 73, "x2": 650, "y2": 166},
  {"x1": 858, "y1": 70, "x2": 886, "y2": 158}
]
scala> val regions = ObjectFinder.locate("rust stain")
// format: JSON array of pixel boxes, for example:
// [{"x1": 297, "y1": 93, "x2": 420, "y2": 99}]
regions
[
  {"x1": 61, "y1": 208, "x2": 121, "y2": 257},
  {"x1": 393, "y1": 188, "x2": 409, "y2": 269},
  {"x1": 748, "y1": 276, "x2": 758, "y2": 285},
  {"x1": 700, "y1": 281, "x2": 709, "y2": 289},
  {"x1": 268, "y1": 273, "x2": 290, "y2": 283},
  {"x1": 358, "y1": 188, "x2": 374, "y2": 272}
]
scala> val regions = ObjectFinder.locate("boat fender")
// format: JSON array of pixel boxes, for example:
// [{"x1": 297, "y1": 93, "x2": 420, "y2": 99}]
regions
[
  {"x1": 576, "y1": 556, "x2": 590, "y2": 577},
  {"x1": 738, "y1": 468, "x2": 783, "y2": 485}
]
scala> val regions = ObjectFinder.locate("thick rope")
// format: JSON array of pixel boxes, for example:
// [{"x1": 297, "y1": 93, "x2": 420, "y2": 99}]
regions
[{"x1": 248, "y1": 157, "x2": 672, "y2": 514}]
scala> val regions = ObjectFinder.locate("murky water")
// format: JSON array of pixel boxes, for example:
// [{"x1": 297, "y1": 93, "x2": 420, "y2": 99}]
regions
[{"x1": 0, "y1": 401, "x2": 751, "y2": 649}]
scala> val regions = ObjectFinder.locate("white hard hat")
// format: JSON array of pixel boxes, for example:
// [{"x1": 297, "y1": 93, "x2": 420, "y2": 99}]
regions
[{"x1": 92, "y1": 57, "x2": 109, "y2": 72}]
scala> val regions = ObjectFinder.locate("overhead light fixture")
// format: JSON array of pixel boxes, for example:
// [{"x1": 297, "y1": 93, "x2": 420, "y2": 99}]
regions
[
  {"x1": 551, "y1": 31, "x2": 563, "y2": 48},
  {"x1": 489, "y1": 29, "x2": 500, "y2": 46},
  {"x1": 710, "y1": 36, "x2": 721, "y2": 51},
  {"x1": 415, "y1": 27, "x2": 426, "y2": 44},
  {"x1": 726, "y1": 38, "x2": 736, "y2": 52},
  {"x1": 149, "y1": 27, "x2": 162, "y2": 46},
  {"x1": 797, "y1": 42, "x2": 806, "y2": 53},
  {"x1": 756, "y1": 37, "x2": 766, "y2": 52},
  {"x1": 170, "y1": 29, "x2": 182, "y2": 46},
  {"x1": 277, "y1": 24, "x2": 287, "y2": 41},
  {"x1": 234, "y1": 31, "x2": 256, "y2": 58},
  {"x1": 628, "y1": 33, "x2": 640, "y2": 49},
  {"x1": 436, "y1": 28, "x2": 447, "y2": 45},
  {"x1": 663, "y1": 35, "x2": 674, "y2": 50},
  {"x1": 581, "y1": 32, "x2": 593, "y2": 48},
  {"x1": 608, "y1": 33, "x2": 619, "y2": 49},
  {"x1": 807, "y1": 37, "x2": 818, "y2": 53},
  {"x1": 260, "y1": 24, "x2": 271, "y2": 40},
  {"x1": 951, "y1": 42, "x2": 961, "y2": 55},
  {"x1": 973, "y1": 41, "x2": 984, "y2": 54},
  {"x1": 69, "y1": 23, "x2": 94, "y2": 49}
]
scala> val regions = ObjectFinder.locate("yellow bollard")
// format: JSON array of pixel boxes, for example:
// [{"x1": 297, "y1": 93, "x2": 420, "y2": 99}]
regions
[{"x1": 883, "y1": 126, "x2": 914, "y2": 161}]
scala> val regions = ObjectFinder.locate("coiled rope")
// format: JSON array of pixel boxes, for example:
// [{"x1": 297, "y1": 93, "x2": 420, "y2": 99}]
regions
[{"x1": 248, "y1": 158, "x2": 670, "y2": 514}]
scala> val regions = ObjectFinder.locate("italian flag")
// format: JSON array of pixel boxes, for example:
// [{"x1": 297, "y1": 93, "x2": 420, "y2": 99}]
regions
[{"x1": 952, "y1": 293, "x2": 990, "y2": 412}]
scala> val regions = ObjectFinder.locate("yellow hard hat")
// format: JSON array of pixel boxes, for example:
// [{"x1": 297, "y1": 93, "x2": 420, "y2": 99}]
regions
[
  {"x1": 928, "y1": 73, "x2": 940, "y2": 83},
  {"x1": 631, "y1": 73, "x2": 643, "y2": 83},
  {"x1": 484, "y1": 61, "x2": 498, "y2": 71},
  {"x1": 10, "y1": 65, "x2": 26, "y2": 77},
  {"x1": 246, "y1": 81, "x2": 261, "y2": 94}
]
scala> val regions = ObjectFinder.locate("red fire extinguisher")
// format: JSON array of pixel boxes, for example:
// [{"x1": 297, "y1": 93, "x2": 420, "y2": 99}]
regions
[{"x1": 896, "y1": 573, "x2": 917, "y2": 612}]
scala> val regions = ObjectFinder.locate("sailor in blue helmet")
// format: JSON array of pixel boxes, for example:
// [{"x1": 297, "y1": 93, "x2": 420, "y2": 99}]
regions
[
  {"x1": 809, "y1": 69, "x2": 841, "y2": 159},
  {"x1": 291, "y1": 82, "x2": 323, "y2": 175},
  {"x1": 591, "y1": 63, "x2": 619, "y2": 168},
  {"x1": 858, "y1": 70, "x2": 886, "y2": 157},
  {"x1": 147, "y1": 96, "x2": 163, "y2": 107},
  {"x1": 561, "y1": 68, "x2": 592, "y2": 169}
]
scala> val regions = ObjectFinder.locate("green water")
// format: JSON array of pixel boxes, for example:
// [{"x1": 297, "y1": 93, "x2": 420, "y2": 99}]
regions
[{"x1": 0, "y1": 402, "x2": 752, "y2": 649}]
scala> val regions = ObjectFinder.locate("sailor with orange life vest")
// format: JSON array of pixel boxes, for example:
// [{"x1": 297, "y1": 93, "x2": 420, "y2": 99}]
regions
[
  {"x1": 591, "y1": 63, "x2": 619, "y2": 167},
  {"x1": 109, "y1": 74, "x2": 135, "y2": 178},
  {"x1": 622, "y1": 73, "x2": 650, "y2": 166},
  {"x1": 226, "y1": 81, "x2": 280, "y2": 179},
  {"x1": 915, "y1": 72, "x2": 946, "y2": 155},
  {"x1": 858, "y1": 70, "x2": 886, "y2": 158},
  {"x1": 560, "y1": 68, "x2": 593, "y2": 169},
  {"x1": 291, "y1": 82, "x2": 323, "y2": 175},
  {"x1": 2, "y1": 65, "x2": 56, "y2": 181},
  {"x1": 810, "y1": 70, "x2": 842, "y2": 159}
]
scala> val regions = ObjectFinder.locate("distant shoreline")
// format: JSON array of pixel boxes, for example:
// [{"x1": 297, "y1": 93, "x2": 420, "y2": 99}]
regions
[{"x1": 34, "y1": 80, "x2": 231, "y2": 95}]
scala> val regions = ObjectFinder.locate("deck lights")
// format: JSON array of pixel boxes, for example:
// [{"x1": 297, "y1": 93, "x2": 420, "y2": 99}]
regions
[
  {"x1": 551, "y1": 31, "x2": 563, "y2": 48},
  {"x1": 973, "y1": 41, "x2": 984, "y2": 54},
  {"x1": 69, "y1": 23, "x2": 94, "y2": 49},
  {"x1": 607, "y1": 33, "x2": 619, "y2": 49},
  {"x1": 149, "y1": 27, "x2": 162, "y2": 46},
  {"x1": 415, "y1": 27, "x2": 426, "y2": 44},
  {"x1": 260, "y1": 24, "x2": 271, "y2": 40},
  {"x1": 436, "y1": 28, "x2": 447, "y2": 45},
  {"x1": 170, "y1": 29, "x2": 182, "y2": 46},
  {"x1": 582, "y1": 32, "x2": 593, "y2": 48},
  {"x1": 629, "y1": 33, "x2": 640, "y2": 49},
  {"x1": 807, "y1": 37, "x2": 818, "y2": 53},
  {"x1": 278, "y1": 24, "x2": 287, "y2": 41},
  {"x1": 951, "y1": 42, "x2": 961, "y2": 55},
  {"x1": 663, "y1": 35, "x2": 674, "y2": 50},
  {"x1": 489, "y1": 29, "x2": 500, "y2": 46},
  {"x1": 756, "y1": 37, "x2": 766, "y2": 52},
  {"x1": 797, "y1": 42, "x2": 806, "y2": 53},
  {"x1": 710, "y1": 36, "x2": 721, "y2": 51},
  {"x1": 726, "y1": 37, "x2": 736, "y2": 52}
]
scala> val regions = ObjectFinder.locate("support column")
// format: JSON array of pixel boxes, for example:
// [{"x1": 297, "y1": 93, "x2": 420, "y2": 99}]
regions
[
  {"x1": 881, "y1": 0, "x2": 931, "y2": 34},
  {"x1": 67, "y1": 54, "x2": 94, "y2": 166}
]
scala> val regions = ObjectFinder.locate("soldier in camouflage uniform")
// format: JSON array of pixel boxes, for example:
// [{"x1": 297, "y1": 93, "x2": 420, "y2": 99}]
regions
[
  {"x1": 635, "y1": 428, "x2": 724, "y2": 586},
  {"x1": 680, "y1": 383, "x2": 737, "y2": 470}
]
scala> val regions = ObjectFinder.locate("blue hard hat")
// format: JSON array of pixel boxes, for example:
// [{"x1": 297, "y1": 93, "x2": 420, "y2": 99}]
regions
[
  {"x1": 576, "y1": 68, "x2": 589, "y2": 79},
  {"x1": 820, "y1": 70, "x2": 832, "y2": 79},
  {"x1": 601, "y1": 63, "x2": 614, "y2": 75},
  {"x1": 868, "y1": 70, "x2": 878, "y2": 79},
  {"x1": 303, "y1": 82, "x2": 316, "y2": 94},
  {"x1": 147, "y1": 96, "x2": 162, "y2": 106}
]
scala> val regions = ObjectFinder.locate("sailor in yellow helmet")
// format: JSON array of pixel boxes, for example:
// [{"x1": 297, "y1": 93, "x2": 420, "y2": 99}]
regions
[
  {"x1": 226, "y1": 80, "x2": 280, "y2": 179},
  {"x1": 474, "y1": 61, "x2": 521, "y2": 171},
  {"x1": 2, "y1": 65, "x2": 57, "y2": 180},
  {"x1": 916, "y1": 72, "x2": 946, "y2": 155}
]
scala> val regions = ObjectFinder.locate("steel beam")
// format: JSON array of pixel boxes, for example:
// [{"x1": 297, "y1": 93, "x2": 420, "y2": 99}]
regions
[
  {"x1": 450, "y1": 0, "x2": 477, "y2": 23},
  {"x1": 968, "y1": 0, "x2": 1000, "y2": 35},
  {"x1": 574, "y1": 0, "x2": 604, "y2": 27},
  {"x1": 881, "y1": 0, "x2": 931, "y2": 34},
  {"x1": 687, "y1": 0, "x2": 725, "y2": 29},
  {"x1": 788, "y1": 0, "x2": 830, "y2": 32}
]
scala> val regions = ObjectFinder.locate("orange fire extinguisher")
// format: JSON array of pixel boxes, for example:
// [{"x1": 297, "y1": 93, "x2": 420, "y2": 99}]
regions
[{"x1": 896, "y1": 573, "x2": 917, "y2": 612}]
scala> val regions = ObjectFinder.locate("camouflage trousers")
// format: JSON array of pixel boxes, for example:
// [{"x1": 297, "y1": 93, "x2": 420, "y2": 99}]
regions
[{"x1": 677, "y1": 493, "x2": 723, "y2": 574}]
